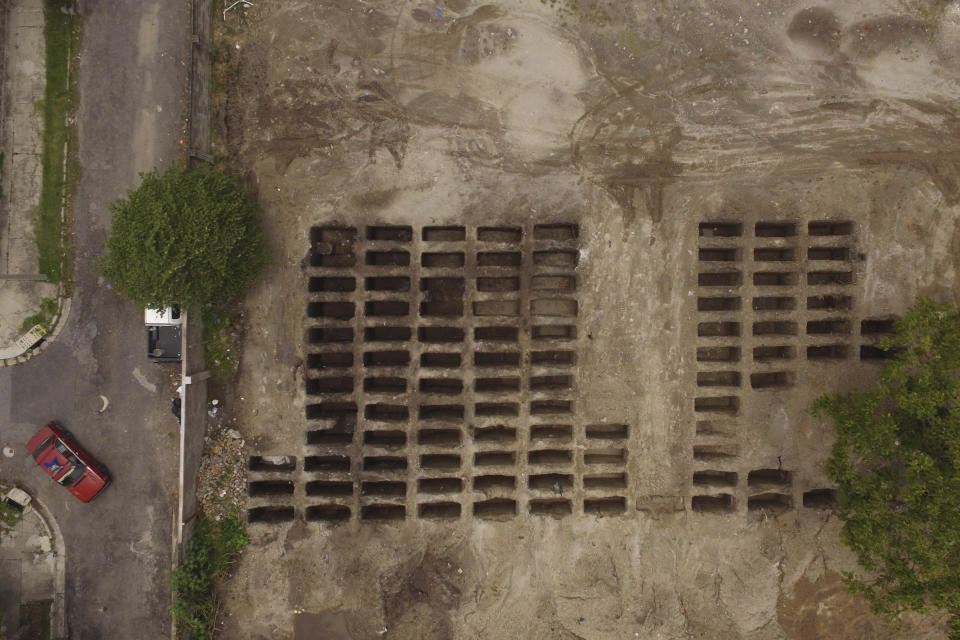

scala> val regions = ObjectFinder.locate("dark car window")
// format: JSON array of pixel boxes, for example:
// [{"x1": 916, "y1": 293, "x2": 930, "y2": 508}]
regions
[
  {"x1": 32, "y1": 436, "x2": 53, "y2": 461},
  {"x1": 59, "y1": 465, "x2": 85, "y2": 486},
  {"x1": 54, "y1": 440, "x2": 82, "y2": 466}
]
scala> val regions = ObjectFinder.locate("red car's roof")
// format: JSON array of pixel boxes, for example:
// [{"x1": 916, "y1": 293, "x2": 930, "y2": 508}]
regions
[{"x1": 26, "y1": 423, "x2": 108, "y2": 503}]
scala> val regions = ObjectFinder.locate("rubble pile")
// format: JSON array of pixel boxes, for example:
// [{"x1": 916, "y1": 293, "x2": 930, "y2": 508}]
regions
[{"x1": 196, "y1": 427, "x2": 247, "y2": 521}]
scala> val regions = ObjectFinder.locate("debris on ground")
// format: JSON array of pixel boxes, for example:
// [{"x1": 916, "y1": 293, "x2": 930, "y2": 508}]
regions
[{"x1": 196, "y1": 426, "x2": 247, "y2": 522}]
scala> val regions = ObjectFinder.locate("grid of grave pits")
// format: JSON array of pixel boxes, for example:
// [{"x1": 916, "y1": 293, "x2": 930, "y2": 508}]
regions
[
  {"x1": 242, "y1": 222, "x2": 630, "y2": 524},
  {"x1": 692, "y1": 219, "x2": 858, "y2": 514}
]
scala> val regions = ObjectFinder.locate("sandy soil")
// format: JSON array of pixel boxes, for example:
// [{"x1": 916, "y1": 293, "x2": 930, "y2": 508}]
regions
[{"x1": 210, "y1": 0, "x2": 960, "y2": 638}]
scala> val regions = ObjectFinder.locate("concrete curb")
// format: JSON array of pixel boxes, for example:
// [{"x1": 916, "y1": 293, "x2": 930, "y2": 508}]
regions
[
  {"x1": 23, "y1": 491, "x2": 68, "y2": 639},
  {"x1": 177, "y1": 0, "x2": 212, "y2": 547},
  {"x1": 0, "y1": 293, "x2": 72, "y2": 366},
  {"x1": 1, "y1": 0, "x2": 78, "y2": 369},
  {"x1": 170, "y1": 1, "x2": 212, "y2": 637}
]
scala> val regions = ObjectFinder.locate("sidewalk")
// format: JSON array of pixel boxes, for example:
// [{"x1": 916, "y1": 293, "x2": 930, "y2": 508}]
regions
[
  {"x1": 0, "y1": 493, "x2": 65, "y2": 639},
  {"x1": 0, "y1": 0, "x2": 63, "y2": 365}
]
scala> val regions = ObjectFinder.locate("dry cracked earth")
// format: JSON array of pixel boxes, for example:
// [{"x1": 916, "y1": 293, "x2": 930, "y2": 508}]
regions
[{"x1": 210, "y1": 0, "x2": 960, "y2": 638}]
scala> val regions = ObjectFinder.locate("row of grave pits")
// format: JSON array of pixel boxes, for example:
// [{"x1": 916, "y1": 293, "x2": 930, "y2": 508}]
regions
[
  {"x1": 695, "y1": 317, "x2": 897, "y2": 369},
  {"x1": 690, "y1": 467, "x2": 838, "y2": 514},
  {"x1": 305, "y1": 371, "x2": 577, "y2": 396},
  {"x1": 305, "y1": 401, "x2": 576, "y2": 420},
  {"x1": 244, "y1": 462, "x2": 837, "y2": 522},
  {"x1": 245, "y1": 422, "x2": 629, "y2": 522},
  {"x1": 332, "y1": 224, "x2": 581, "y2": 242},
  {"x1": 309, "y1": 224, "x2": 580, "y2": 274},
  {"x1": 312, "y1": 223, "x2": 579, "y2": 250},
  {"x1": 246, "y1": 498, "x2": 629, "y2": 523},
  {"x1": 306, "y1": 300, "x2": 579, "y2": 321},
  {"x1": 698, "y1": 220, "x2": 855, "y2": 240},
  {"x1": 307, "y1": 325, "x2": 576, "y2": 343}
]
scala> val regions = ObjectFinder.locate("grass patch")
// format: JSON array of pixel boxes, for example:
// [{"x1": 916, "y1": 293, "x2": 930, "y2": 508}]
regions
[
  {"x1": 202, "y1": 305, "x2": 241, "y2": 384},
  {"x1": 0, "y1": 499, "x2": 24, "y2": 540},
  {"x1": 20, "y1": 297, "x2": 59, "y2": 333},
  {"x1": 18, "y1": 599, "x2": 52, "y2": 640},
  {"x1": 37, "y1": 0, "x2": 81, "y2": 283},
  {"x1": 0, "y1": 481, "x2": 25, "y2": 541},
  {"x1": 170, "y1": 513, "x2": 248, "y2": 640}
]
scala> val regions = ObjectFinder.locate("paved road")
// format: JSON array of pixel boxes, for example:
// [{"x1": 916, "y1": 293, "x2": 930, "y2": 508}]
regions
[{"x1": 0, "y1": 1, "x2": 189, "y2": 637}]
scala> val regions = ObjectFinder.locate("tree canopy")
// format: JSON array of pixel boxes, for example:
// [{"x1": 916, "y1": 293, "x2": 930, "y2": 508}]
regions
[
  {"x1": 813, "y1": 297, "x2": 960, "y2": 637},
  {"x1": 100, "y1": 166, "x2": 268, "y2": 310}
]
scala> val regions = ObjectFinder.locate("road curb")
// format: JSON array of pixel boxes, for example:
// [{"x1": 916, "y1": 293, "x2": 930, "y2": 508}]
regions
[
  {"x1": 23, "y1": 491, "x2": 67, "y2": 639},
  {"x1": 0, "y1": 0, "x2": 77, "y2": 370},
  {"x1": 0, "y1": 293, "x2": 72, "y2": 366},
  {"x1": 170, "y1": 1, "x2": 212, "y2": 637}
]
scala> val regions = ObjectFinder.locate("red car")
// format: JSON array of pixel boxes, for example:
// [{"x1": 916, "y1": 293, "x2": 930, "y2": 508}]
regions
[{"x1": 25, "y1": 423, "x2": 110, "y2": 503}]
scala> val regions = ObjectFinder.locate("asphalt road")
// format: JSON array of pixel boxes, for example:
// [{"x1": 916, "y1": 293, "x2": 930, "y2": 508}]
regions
[{"x1": 0, "y1": 1, "x2": 189, "y2": 637}]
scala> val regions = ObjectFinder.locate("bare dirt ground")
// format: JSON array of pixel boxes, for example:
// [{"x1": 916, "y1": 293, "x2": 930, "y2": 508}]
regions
[{"x1": 211, "y1": 0, "x2": 960, "y2": 638}]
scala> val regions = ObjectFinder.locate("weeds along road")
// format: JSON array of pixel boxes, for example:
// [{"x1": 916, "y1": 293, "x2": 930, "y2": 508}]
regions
[{"x1": 0, "y1": 1, "x2": 189, "y2": 637}]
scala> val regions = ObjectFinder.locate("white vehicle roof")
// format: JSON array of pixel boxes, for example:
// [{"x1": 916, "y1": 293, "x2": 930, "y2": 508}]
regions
[{"x1": 144, "y1": 306, "x2": 183, "y2": 325}]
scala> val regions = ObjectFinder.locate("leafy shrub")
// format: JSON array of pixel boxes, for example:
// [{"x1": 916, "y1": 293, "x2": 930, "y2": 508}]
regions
[
  {"x1": 170, "y1": 513, "x2": 249, "y2": 639},
  {"x1": 813, "y1": 297, "x2": 960, "y2": 637}
]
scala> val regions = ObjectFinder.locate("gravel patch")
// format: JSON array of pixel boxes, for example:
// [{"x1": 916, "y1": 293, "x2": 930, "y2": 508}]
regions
[{"x1": 196, "y1": 427, "x2": 247, "y2": 521}]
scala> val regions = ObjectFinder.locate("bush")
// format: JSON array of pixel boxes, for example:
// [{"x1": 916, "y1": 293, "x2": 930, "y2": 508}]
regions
[
  {"x1": 0, "y1": 500, "x2": 24, "y2": 541},
  {"x1": 100, "y1": 166, "x2": 268, "y2": 310},
  {"x1": 813, "y1": 297, "x2": 960, "y2": 637},
  {"x1": 170, "y1": 513, "x2": 249, "y2": 639}
]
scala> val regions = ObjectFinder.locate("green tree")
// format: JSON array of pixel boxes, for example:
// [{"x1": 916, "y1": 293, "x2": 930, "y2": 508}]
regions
[
  {"x1": 100, "y1": 166, "x2": 268, "y2": 309},
  {"x1": 813, "y1": 297, "x2": 960, "y2": 637}
]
